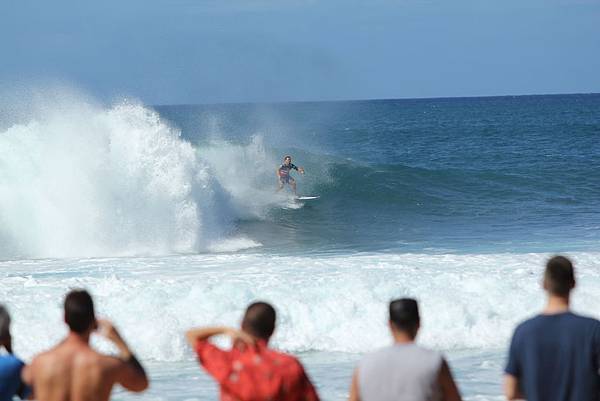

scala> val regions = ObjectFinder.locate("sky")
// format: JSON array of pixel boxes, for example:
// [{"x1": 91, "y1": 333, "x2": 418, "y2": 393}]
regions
[{"x1": 1, "y1": 0, "x2": 599, "y2": 105}]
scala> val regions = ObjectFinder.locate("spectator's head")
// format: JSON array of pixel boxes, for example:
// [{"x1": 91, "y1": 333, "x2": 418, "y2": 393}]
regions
[
  {"x1": 64, "y1": 290, "x2": 97, "y2": 334},
  {"x1": 241, "y1": 302, "x2": 276, "y2": 341},
  {"x1": 389, "y1": 298, "x2": 420, "y2": 339},
  {"x1": 543, "y1": 255, "x2": 575, "y2": 297},
  {"x1": 0, "y1": 305, "x2": 11, "y2": 349}
]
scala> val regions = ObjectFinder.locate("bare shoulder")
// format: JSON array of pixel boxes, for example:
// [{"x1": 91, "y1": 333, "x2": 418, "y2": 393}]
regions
[
  {"x1": 66, "y1": 347, "x2": 121, "y2": 373},
  {"x1": 26, "y1": 345, "x2": 72, "y2": 380},
  {"x1": 95, "y1": 353, "x2": 135, "y2": 375},
  {"x1": 71, "y1": 351, "x2": 129, "y2": 382},
  {"x1": 30, "y1": 346, "x2": 62, "y2": 367},
  {"x1": 93, "y1": 352, "x2": 125, "y2": 368}
]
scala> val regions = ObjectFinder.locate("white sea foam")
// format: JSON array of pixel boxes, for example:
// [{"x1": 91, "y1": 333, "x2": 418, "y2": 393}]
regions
[
  {"x1": 207, "y1": 236, "x2": 263, "y2": 252},
  {"x1": 3, "y1": 251, "x2": 599, "y2": 362},
  {"x1": 0, "y1": 92, "x2": 287, "y2": 259}
]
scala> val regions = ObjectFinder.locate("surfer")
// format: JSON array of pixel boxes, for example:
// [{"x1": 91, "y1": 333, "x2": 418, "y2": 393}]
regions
[{"x1": 276, "y1": 155, "x2": 304, "y2": 195}]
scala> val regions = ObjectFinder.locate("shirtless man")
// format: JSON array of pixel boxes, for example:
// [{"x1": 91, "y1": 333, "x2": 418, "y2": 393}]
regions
[
  {"x1": 276, "y1": 155, "x2": 305, "y2": 195},
  {"x1": 22, "y1": 290, "x2": 148, "y2": 401}
]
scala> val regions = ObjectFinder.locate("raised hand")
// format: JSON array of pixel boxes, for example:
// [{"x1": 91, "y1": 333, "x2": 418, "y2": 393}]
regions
[
  {"x1": 97, "y1": 319, "x2": 121, "y2": 341},
  {"x1": 225, "y1": 328, "x2": 256, "y2": 345},
  {"x1": 97, "y1": 319, "x2": 132, "y2": 358}
]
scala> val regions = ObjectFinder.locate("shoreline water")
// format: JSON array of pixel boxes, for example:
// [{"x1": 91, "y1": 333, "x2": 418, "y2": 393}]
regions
[{"x1": 2, "y1": 251, "x2": 599, "y2": 400}]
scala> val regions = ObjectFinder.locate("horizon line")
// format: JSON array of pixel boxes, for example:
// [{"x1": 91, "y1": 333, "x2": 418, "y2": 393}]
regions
[{"x1": 152, "y1": 91, "x2": 600, "y2": 108}]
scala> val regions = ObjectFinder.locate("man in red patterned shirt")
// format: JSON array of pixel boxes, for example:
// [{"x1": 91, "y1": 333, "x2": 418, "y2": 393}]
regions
[{"x1": 186, "y1": 302, "x2": 320, "y2": 401}]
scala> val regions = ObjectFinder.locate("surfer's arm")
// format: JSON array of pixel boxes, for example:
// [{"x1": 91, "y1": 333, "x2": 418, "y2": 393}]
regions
[{"x1": 186, "y1": 327, "x2": 255, "y2": 346}]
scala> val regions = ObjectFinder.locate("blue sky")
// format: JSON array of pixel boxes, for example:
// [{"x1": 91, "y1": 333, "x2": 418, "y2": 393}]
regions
[{"x1": 1, "y1": 0, "x2": 599, "y2": 104}]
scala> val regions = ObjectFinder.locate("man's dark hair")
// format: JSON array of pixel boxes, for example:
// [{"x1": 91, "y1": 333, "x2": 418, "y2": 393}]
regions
[
  {"x1": 0, "y1": 305, "x2": 10, "y2": 341},
  {"x1": 64, "y1": 290, "x2": 96, "y2": 334},
  {"x1": 241, "y1": 302, "x2": 276, "y2": 340},
  {"x1": 389, "y1": 298, "x2": 420, "y2": 336},
  {"x1": 545, "y1": 255, "x2": 575, "y2": 297}
]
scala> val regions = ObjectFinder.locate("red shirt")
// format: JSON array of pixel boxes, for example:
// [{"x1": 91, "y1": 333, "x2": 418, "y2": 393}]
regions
[{"x1": 195, "y1": 339, "x2": 320, "y2": 401}]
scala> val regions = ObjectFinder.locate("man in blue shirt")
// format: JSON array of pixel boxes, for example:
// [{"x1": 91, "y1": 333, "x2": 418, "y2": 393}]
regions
[
  {"x1": 504, "y1": 255, "x2": 600, "y2": 401},
  {"x1": 0, "y1": 305, "x2": 30, "y2": 401}
]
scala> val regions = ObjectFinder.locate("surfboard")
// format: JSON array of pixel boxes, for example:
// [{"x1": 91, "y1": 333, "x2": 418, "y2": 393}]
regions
[{"x1": 296, "y1": 196, "x2": 320, "y2": 200}]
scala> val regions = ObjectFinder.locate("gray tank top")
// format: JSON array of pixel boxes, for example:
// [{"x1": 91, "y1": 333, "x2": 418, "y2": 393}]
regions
[{"x1": 358, "y1": 343, "x2": 443, "y2": 401}]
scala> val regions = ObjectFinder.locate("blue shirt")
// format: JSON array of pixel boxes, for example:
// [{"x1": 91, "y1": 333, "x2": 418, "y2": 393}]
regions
[
  {"x1": 0, "y1": 355, "x2": 30, "y2": 401},
  {"x1": 505, "y1": 312, "x2": 600, "y2": 401}
]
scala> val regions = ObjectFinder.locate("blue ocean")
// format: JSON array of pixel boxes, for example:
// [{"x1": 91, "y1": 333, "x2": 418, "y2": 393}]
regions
[
  {"x1": 160, "y1": 94, "x2": 600, "y2": 254},
  {"x1": 1, "y1": 92, "x2": 599, "y2": 400}
]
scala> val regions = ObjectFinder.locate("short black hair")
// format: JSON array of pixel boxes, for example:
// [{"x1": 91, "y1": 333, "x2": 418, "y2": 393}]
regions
[
  {"x1": 545, "y1": 255, "x2": 575, "y2": 297},
  {"x1": 64, "y1": 290, "x2": 96, "y2": 333},
  {"x1": 0, "y1": 305, "x2": 10, "y2": 340},
  {"x1": 241, "y1": 302, "x2": 276, "y2": 340},
  {"x1": 389, "y1": 298, "x2": 420, "y2": 335}
]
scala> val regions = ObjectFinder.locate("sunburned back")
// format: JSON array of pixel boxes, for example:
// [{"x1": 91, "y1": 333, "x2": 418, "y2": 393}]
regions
[{"x1": 32, "y1": 343, "x2": 120, "y2": 401}]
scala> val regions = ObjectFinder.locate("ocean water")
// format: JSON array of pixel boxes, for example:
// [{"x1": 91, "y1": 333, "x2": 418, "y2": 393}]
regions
[{"x1": 1, "y1": 91, "x2": 600, "y2": 400}]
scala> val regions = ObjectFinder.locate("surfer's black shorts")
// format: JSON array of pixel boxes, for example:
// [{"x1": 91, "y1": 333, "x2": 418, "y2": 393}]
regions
[
  {"x1": 278, "y1": 164, "x2": 298, "y2": 184},
  {"x1": 280, "y1": 175, "x2": 295, "y2": 184}
]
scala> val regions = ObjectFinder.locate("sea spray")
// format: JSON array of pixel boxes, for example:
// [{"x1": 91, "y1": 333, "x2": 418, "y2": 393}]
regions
[
  {"x1": 0, "y1": 98, "x2": 241, "y2": 258},
  {"x1": 197, "y1": 135, "x2": 293, "y2": 219},
  {"x1": 3, "y1": 252, "x2": 600, "y2": 361}
]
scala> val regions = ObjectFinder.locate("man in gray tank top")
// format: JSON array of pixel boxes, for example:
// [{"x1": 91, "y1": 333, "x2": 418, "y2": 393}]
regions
[{"x1": 349, "y1": 298, "x2": 462, "y2": 401}]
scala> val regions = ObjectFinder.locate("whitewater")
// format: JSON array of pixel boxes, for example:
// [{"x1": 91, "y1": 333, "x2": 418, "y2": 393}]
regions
[
  {"x1": 1, "y1": 90, "x2": 600, "y2": 400},
  {"x1": 0, "y1": 93, "x2": 281, "y2": 259}
]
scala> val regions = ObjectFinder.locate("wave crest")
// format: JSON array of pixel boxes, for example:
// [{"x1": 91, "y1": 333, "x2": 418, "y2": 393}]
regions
[{"x1": 0, "y1": 97, "x2": 238, "y2": 258}]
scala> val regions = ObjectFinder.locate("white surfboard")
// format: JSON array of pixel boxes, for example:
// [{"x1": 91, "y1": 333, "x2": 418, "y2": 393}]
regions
[{"x1": 296, "y1": 196, "x2": 320, "y2": 200}]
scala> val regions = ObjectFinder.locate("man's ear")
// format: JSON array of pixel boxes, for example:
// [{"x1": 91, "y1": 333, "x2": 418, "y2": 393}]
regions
[{"x1": 388, "y1": 320, "x2": 395, "y2": 333}]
